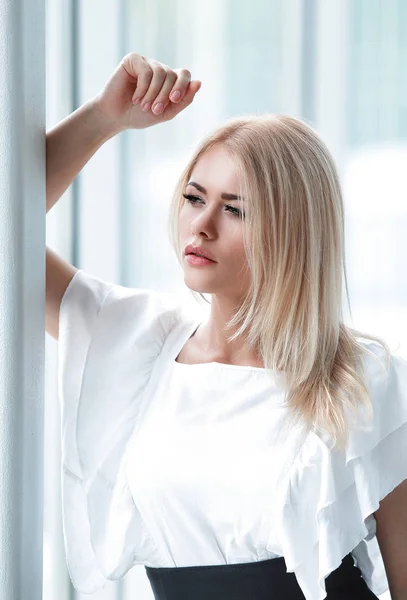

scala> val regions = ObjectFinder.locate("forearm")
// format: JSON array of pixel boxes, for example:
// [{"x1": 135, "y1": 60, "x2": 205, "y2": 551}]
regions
[{"x1": 46, "y1": 98, "x2": 122, "y2": 213}]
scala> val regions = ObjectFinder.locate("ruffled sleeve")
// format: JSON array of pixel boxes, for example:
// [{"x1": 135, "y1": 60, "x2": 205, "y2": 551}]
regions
[
  {"x1": 57, "y1": 269, "x2": 182, "y2": 593},
  {"x1": 271, "y1": 340, "x2": 407, "y2": 600}
]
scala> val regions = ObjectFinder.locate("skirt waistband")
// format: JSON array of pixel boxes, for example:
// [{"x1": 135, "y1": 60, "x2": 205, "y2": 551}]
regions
[{"x1": 145, "y1": 552, "x2": 379, "y2": 600}]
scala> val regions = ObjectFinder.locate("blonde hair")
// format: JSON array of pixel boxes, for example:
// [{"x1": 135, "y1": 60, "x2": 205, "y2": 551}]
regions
[{"x1": 167, "y1": 114, "x2": 391, "y2": 452}]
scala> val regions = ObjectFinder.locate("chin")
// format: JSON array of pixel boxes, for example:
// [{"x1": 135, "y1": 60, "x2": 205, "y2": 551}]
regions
[
  {"x1": 184, "y1": 282, "x2": 211, "y2": 294},
  {"x1": 183, "y1": 276, "x2": 217, "y2": 294}
]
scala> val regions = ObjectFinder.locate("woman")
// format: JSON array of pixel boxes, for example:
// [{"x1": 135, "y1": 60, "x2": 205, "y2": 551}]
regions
[{"x1": 46, "y1": 53, "x2": 407, "y2": 599}]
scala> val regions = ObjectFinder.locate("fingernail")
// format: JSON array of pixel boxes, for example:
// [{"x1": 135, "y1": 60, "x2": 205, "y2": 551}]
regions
[
  {"x1": 142, "y1": 101, "x2": 151, "y2": 112},
  {"x1": 152, "y1": 102, "x2": 164, "y2": 115},
  {"x1": 170, "y1": 90, "x2": 181, "y2": 102},
  {"x1": 133, "y1": 97, "x2": 140, "y2": 105}
]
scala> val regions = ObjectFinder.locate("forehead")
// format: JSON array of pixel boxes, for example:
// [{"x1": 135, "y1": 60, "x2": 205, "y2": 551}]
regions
[{"x1": 189, "y1": 146, "x2": 240, "y2": 192}]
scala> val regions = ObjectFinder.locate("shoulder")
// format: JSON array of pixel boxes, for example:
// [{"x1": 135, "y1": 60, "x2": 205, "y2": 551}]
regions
[
  {"x1": 62, "y1": 268, "x2": 190, "y2": 347},
  {"x1": 58, "y1": 271, "x2": 197, "y2": 406},
  {"x1": 355, "y1": 338, "x2": 407, "y2": 429},
  {"x1": 100, "y1": 281, "x2": 185, "y2": 347}
]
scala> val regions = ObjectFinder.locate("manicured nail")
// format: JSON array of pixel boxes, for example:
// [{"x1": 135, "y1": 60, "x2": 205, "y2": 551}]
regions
[
  {"x1": 152, "y1": 102, "x2": 164, "y2": 115},
  {"x1": 170, "y1": 90, "x2": 181, "y2": 102},
  {"x1": 142, "y1": 101, "x2": 151, "y2": 112}
]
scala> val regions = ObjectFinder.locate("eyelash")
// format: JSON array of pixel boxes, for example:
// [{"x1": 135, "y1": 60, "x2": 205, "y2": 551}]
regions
[{"x1": 182, "y1": 194, "x2": 244, "y2": 218}]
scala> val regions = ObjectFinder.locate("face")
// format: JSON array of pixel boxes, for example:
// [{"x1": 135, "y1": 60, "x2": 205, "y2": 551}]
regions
[{"x1": 178, "y1": 145, "x2": 251, "y2": 302}]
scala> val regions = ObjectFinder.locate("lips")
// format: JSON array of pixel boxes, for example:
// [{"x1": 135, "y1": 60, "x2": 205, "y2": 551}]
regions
[{"x1": 184, "y1": 244, "x2": 216, "y2": 262}]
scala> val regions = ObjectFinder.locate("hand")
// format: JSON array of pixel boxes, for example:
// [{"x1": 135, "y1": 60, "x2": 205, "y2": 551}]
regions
[{"x1": 93, "y1": 52, "x2": 202, "y2": 132}]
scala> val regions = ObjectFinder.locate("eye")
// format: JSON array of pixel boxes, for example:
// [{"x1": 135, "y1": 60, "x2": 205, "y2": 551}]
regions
[
  {"x1": 182, "y1": 194, "x2": 244, "y2": 218},
  {"x1": 183, "y1": 194, "x2": 203, "y2": 206}
]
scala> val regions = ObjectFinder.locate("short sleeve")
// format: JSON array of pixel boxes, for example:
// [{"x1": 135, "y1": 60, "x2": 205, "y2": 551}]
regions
[
  {"x1": 57, "y1": 269, "x2": 182, "y2": 593},
  {"x1": 272, "y1": 341, "x2": 407, "y2": 600},
  {"x1": 58, "y1": 270, "x2": 113, "y2": 474}
]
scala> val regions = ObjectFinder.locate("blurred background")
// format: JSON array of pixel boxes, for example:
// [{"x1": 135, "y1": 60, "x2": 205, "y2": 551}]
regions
[{"x1": 45, "y1": 0, "x2": 406, "y2": 598}]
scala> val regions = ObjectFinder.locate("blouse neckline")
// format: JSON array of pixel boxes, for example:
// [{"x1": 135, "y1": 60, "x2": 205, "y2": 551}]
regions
[{"x1": 172, "y1": 318, "x2": 270, "y2": 374}]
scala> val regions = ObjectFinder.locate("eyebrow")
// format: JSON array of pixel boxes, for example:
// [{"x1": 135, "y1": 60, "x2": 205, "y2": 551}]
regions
[{"x1": 186, "y1": 181, "x2": 245, "y2": 202}]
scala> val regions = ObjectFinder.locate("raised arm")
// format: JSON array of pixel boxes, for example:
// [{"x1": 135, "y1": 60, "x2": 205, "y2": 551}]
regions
[
  {"x1": 46, "y1": 100, "x2": 119, "y2": 213},
  {"x1": 46, "y1": 52, "x2": 201, "y2": 214},
  {"x1": 45, "y1": 52, "x2": 201, "y2": 341}
]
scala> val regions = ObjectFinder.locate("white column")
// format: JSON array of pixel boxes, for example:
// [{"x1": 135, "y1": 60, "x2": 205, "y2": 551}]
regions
[{"x1": 0, "y1": 0, "x2": 45, "y2": 599}]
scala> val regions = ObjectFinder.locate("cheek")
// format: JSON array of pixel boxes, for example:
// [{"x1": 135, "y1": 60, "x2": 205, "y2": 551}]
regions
[
  {"x1": 230, "y1": 231, "x2": 246, "y2": 255},
  {"x1": 228, "y1": 242, "x2": 248, "y2": 269},
  {"x1": 178, "y1": 208, "x2": 190, "y2": 232}
]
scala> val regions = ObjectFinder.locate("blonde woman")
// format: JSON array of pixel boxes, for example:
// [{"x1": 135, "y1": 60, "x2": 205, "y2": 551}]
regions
[{"x1": 46, "y1": 53, "x2": 407, "y2": 600}]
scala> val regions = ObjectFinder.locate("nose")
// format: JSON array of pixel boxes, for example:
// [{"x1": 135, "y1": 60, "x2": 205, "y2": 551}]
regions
[{"x1": 190, "y1": 206, "x2": 218, "y2": 236}]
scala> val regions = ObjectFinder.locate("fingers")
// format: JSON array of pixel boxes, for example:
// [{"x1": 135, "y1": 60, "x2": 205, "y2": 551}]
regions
[
  {"x1": 149, "y1": 68, "x2": 192, "y2": 116},
  {"x1": 130, "y1": 58, "x2": 196, "y2": 115},
  {"x1": 131, "y1": 59, "x2": 172, "y2": 112},
  {"x1": 159, "y1": 80, "x2": 202, "y2": 121},
  {"x1": 120, "y1": 52, "x2": 201, "y2": 122}
]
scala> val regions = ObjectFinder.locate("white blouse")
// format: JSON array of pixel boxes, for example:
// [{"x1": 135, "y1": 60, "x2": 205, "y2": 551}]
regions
[{"x1": 58, "y1": 269, "x2": 407, "y2": 600}]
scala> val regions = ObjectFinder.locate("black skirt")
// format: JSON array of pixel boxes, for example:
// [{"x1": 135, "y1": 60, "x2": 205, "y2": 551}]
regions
[{"x1": 145, "y1": 552, "x2": 380, "y2": 600}]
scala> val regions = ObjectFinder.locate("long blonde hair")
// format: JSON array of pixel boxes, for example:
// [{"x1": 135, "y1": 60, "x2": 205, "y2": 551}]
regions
[{"x1": 167, "y1": 114, "x2": 391, "y2": 452}]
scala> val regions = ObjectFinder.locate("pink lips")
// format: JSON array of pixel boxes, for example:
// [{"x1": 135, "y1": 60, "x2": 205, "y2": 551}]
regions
[
  {"x1": 185, "y1": 254, "x2": 216, "y2": 266},
  {"x1": 184, "y1": 244, "x2": 216, "y2": 262}
]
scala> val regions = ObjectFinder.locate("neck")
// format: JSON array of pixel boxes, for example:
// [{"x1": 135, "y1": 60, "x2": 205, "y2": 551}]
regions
[{"x1": 193, "y1": 300, "x2": 262, "y2": 366}]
